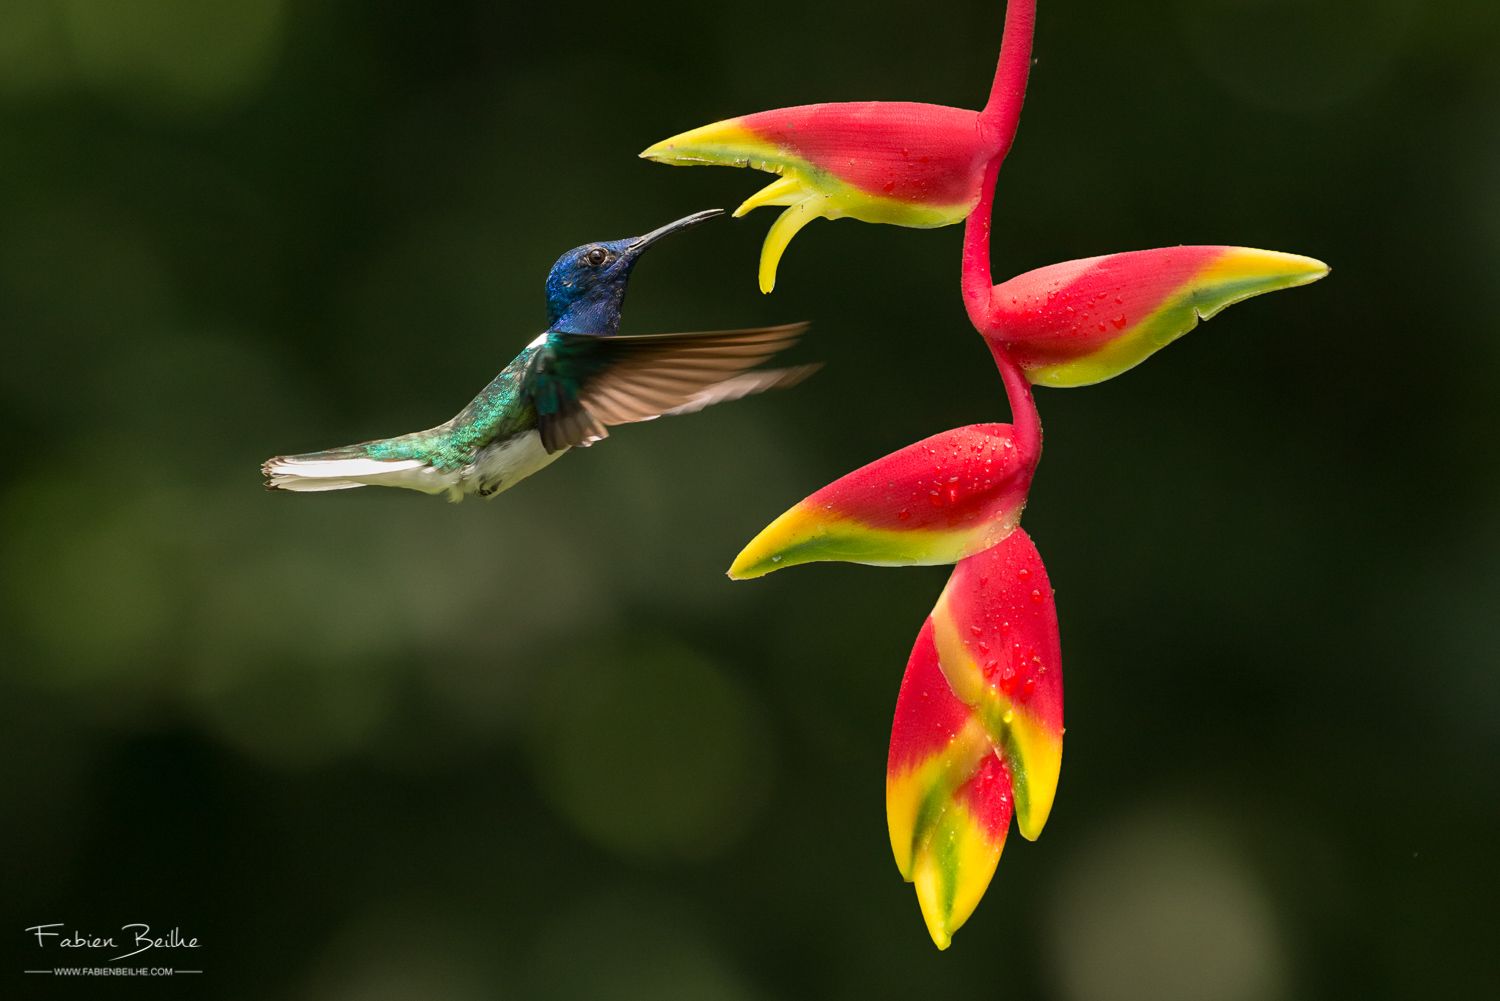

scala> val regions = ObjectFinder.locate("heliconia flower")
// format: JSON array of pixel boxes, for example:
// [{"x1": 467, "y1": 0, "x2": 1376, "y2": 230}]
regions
[
  {"x1": 976, "y1": 246, "x2": 1330, "y2": 387},
  {"x1": 727, "y1": 422, "x2": 1034, "y2": 580},
  {"x1": 887, "y1": 527, "x2": 1062, "y2": 948},
  {"x1": 887, "y1": 619, "x2": 1012, "y2": 950},
  {"x1": 642, "y1": 0, "x2": 1036, "y2": 293},
  {"x1": 641, "y1": 103, "x2": 1000, "y2": 293}
]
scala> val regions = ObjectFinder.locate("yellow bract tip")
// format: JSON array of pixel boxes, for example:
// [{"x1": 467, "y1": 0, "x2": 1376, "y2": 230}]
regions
[
  {"x1": 1194, "y1": 248, "x2": 1330, "y2": 320},
  {"x1": 734, "y1": 175, "x2": 805, "y2": 218},
  {"x1": 911, "y1": 803, "x2": 1006, "y2": 950},
  {"x1": 1011, "y1": 718, "x2": 1062, "y2": 841},
  {"x1": 638, "y1": 119, "x2": 765, "y2": 167},
  {"x1": 759, "y1": 197, "x2": 826, "y2": 294},
  {"x1": 1213, "y1": 247, "x2": 1329, "y2": 281},
  {"x1": 727, "y1": 504, "x2": 812, "y2": 579}
]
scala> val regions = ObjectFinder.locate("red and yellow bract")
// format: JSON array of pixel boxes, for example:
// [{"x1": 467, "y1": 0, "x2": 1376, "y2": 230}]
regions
[
  {"x1": 728, "y1": 423, "x2": 1033, "y2": 579},
  {"x1": 888, "y1": 527, "x2": 1061, "y2": 948},
  {"x1": 887, "y1": 619, "x2": 1012, "y2": 950},
  {"x1": 980, "y1": 246, "x2": 1329, "y2": 387},
  {"x1": 642, "y1": 103, "x2": 998, "y2": 292},
  {"x1": 641, "y1": 0, "x2": 1035, "y2": 292}
]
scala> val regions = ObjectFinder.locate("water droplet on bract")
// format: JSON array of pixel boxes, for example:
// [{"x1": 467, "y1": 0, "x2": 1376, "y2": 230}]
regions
[
  {"x1": 1002, "y1": 709, "x2": 1014, "y2": 724},
  {"x1": 1030, "y1": 589, "x2": 1043, "y2": 603},
  {"x1": 1112, "y1": 315, "x2": 1128, "y2": 329},
  {"x1": 1018, "y1": 567, "x2": 1030, "y2": 579},
  {"x1": 771, "y1": 555, "x2": 782, "y2": 563},
  {"x1": 897, "y1": 509, "x2": 910, "y2": 521}
]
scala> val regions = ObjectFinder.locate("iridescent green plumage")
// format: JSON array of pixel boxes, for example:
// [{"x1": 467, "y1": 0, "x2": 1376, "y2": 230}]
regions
[{"x1": 359, "y1": 348, "x2": 540, "y2": 472}]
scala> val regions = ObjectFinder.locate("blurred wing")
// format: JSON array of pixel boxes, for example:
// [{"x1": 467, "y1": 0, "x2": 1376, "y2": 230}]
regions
[{"x1": 525, "y1": 323, "x2": 813, "y2": 453}]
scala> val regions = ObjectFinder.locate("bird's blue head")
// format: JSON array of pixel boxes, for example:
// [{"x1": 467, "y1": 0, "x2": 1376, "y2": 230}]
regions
[{"x1": 545, "y1": 209, "x2": 722, "y2": 335}]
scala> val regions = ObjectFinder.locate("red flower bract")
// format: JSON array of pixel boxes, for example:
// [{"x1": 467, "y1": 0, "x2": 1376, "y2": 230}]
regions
[
  {"x1": 978, "y1": 246, "x2": 1329, "y2": 386},
  {"x1": 728, "y1": 422, "x2": 1033, "y2": 579},
  {"x1": 887, "y1": 527, "x2": 1062, "y2": 948}
]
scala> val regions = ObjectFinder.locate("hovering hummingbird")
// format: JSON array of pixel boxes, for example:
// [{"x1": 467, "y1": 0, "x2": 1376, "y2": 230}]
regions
[{"x1": 263, "y1": 209, "x2": 814, "y2": 501}]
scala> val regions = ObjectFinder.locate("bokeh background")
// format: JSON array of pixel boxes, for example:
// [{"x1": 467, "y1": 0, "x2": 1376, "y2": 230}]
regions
[{"x1": 2, "y1": 1, "x2": 1496, "y2": 998}]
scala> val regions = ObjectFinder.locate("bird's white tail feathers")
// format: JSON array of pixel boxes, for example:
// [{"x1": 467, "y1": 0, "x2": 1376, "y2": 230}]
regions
[{"x1": 262, "y1": 454, "x2": 433, "y2": 493}]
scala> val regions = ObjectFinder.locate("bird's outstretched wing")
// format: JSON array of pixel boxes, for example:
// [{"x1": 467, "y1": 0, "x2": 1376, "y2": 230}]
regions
[{"x1": 524, "y1": 323, "x2": 815, "y2": 453}]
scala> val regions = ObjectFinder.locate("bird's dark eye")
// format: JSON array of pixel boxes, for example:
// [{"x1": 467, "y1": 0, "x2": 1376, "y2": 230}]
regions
[{"x1": 585, "y1": 247, "x2": 610, "y2": 267}]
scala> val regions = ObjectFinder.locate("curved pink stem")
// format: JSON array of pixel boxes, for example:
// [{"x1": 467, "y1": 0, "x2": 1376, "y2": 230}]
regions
[
  {"x1": 961, "y1": 158, "x2": 1003, "y2": 330},
  {"x1": 981, "y1": 0, "x2": 1036, "y2": 140},
  {"x1": 989, "y1": 339, "x2": 1041, "y2": 471},
  {"x1": 965, "y1": 0, "x2": 1036, "y2": 329}
]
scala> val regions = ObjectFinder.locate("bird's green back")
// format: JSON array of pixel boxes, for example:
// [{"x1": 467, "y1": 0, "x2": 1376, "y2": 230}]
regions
[{"x1": 361, "y1": 346, "x2": 541, "y2": 471}]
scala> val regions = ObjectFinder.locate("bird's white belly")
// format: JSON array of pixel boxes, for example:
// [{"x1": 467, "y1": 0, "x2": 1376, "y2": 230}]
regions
[{"x1": 462, "y1": 430, "x2": 565, "y2": 500}]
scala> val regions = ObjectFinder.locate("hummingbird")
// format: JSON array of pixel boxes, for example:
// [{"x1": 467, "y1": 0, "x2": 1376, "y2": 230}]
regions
[{"x1": 262, "y1": 209, "x2": 814, "y2": 501}]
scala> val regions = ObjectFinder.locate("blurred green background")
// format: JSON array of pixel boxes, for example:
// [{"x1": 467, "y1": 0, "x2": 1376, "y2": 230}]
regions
[{"x1": 2, "y1": 0, "x2": 1496, "y2": 998}]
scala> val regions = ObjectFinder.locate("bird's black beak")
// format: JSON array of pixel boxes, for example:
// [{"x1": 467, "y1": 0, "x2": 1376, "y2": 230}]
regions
[{"x1": 627, "y1": 208, "x2": 724, "y2": 254}]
